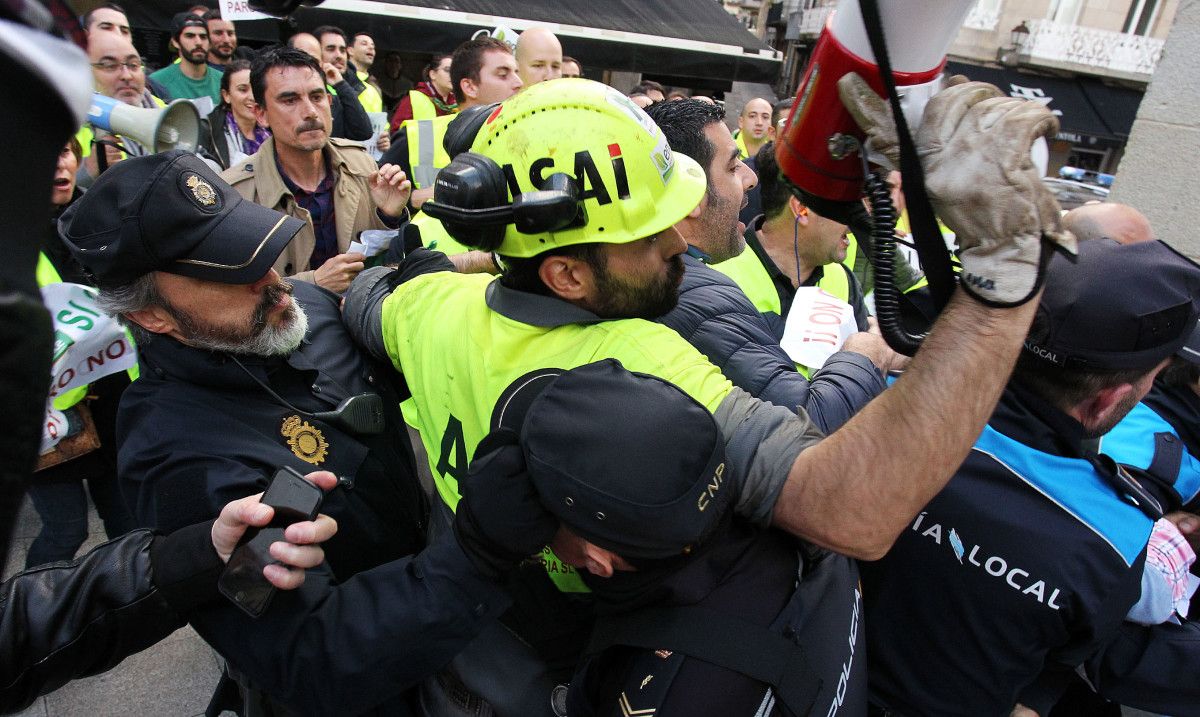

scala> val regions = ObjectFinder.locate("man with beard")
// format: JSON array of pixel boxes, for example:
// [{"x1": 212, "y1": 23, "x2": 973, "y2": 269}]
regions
[
  {"x1": 340, "y1": 77, "x2": 1067, "y2": 712},
  {"x1": 202, "y1": 9, "x2": 238, "y2": 71},
  {"x1": 149, "y1": 14, "x2": 222, "y2": 108},
  {"x1": 647, "y1": 99, "x2": 899, "y2": 432},
  {"x1": 714, "y1": 142, "x2": 872, "y2": 370},
  {"x1": 223, "y1": 46, "x2": 409, "y2": 292},
  {"x1": 859, "y1": 239, "x2": 1200, "y2": 716},
  {"x1": 59, "y1": 150, "x2": 548, "y2": 715}
]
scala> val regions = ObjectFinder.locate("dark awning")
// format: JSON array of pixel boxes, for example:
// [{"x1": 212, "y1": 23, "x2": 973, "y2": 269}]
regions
[
  {"x1": 130, "y1": 1, "x2": 781, "y2": 85},
  {"x1": 946, "y1": 61, "x2": 1143, "y2": 142},
  {"x1": 1078, "y1": 81, "x2": 1144, "y2": 139},
  {"x1": 946, "y1": 61, "x2": 1108, "y2": 141}
]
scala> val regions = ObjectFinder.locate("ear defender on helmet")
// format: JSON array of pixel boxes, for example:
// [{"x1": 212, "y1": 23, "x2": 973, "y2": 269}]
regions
[
  {"x1": 422, "y1": 154, "x2": 586, "y2": 253},
  {"x1": 443, "y1": 103, "x2": 499, "y2": 158},
  {"x1": 427, "y1": 79, "x2": 708, "y2": 258}
]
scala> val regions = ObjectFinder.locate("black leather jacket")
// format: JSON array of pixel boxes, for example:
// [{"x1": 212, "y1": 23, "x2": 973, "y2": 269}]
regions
[{"x1": 0, "y1": 523, "x2": 223, "y2": 713}]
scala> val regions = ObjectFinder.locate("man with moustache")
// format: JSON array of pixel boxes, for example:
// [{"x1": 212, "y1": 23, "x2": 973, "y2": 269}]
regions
[
  {"x1": 223, "y1": 47, "x2": 409, "y2": 293},
  {"x1": 149, "y1": 14, "x2": 222, "y2": 107},
  {"x1": 287, "y1": 31, "x2": 372, "y2": 141},
  {"x1": 59, "y1": 151, "x2": 532, "y2": 715}
]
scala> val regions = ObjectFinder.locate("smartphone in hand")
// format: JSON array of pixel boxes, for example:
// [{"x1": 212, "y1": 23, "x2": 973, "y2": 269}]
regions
[{"x1": 218, "y1": 466, "x2": 324, "y2": 618}]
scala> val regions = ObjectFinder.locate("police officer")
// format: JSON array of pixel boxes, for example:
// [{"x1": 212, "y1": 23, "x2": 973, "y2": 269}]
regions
[
  {"x1": 59, "y1": 151, "x2": 552, "y2": 716},
  {"x1": 473, "y1": 359, "x2": 864, "y2": 716},
  {"x1": 861, "y1": 240, "x2": 1200, "y2": 716},
  {"x1": 343, "y1": 77, "x2": 1069, "y2": 712}
]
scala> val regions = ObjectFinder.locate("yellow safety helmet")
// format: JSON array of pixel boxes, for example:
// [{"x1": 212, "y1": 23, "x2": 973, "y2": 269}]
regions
[{"x1": 425, "y1": 78, "x2": 706, "y2": 258}]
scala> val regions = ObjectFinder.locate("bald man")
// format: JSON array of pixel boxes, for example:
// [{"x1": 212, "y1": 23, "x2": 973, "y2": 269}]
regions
[
  {"x1": 515, "y1": 26, "x2": 562, "y2": 87},
  {"x1": 1063, "y1": 202, "x2": 1154, "y2": 245},
  {"x1": 736, "y1": 97, "x2": 773, "y2": 160}
]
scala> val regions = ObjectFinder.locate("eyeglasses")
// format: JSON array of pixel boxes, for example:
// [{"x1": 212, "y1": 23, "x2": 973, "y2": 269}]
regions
[{"x1": 91, "y1": 59, "x2": 145, "y2": 73}]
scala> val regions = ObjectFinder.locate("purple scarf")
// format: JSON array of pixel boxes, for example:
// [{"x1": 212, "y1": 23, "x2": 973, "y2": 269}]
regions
[{"x1": 225, "y1": 110, "x2": 271, "y2": 156}]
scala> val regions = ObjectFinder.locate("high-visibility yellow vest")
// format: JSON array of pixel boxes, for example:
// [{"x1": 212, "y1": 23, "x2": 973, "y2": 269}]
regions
[
  {"x1": 734, "y1": 130, "x2": 749, "y2": 159},
  {"x1": 356, "y1": 71, "x2": 383, "y2": 114},
  {"x1": 714, "y1": 246, "x2": 852, "y2": 378},
  {"x1": 381, "y1": 272, "x2": 734, "y2": 590},
  {"x1": 409, "y1": 90, "x2": 437, "y2": 122},
  {"x1": 409, "y1": 211, "x2": 472, "y2": 257},
  {"x1": 404, "y1": 113, "x2": 454, "y2": 190},
  {"x1": 38, "y1": 255, "x2": 89, "y2": 410},
  {"x1": 715, "y1": 243, "x2": 852, "y2": 317}
]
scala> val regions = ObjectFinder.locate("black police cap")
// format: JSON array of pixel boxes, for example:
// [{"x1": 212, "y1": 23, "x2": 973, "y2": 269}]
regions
[
  {"x1": 492, "y1": 359, "x2": 733, "y2": 561},
  {"x1": 60, "y1": 151, "x2": 303, "y2": 288},
  {"x1": 1024, "y1": 239, "x2": 1200, "y2": 372}
]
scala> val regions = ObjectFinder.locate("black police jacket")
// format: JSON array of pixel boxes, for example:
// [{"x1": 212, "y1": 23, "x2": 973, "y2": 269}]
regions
[
  {"x1": 116, "y1": 280, "x2": 508, "y2": 715},
  {"x1": 570, "y1": 525, "x2": 866, "y2": 717}
]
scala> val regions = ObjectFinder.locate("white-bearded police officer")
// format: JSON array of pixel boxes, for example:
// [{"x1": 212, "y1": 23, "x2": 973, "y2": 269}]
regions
[
  {"x1": 860, "y1": 239, "x2": 1200, "y2": 717},
  {"x1": 58, "y1": 150, "x2": 557, "y2": 716},
  {"x1": 340, "y1": 76, "x2": 1073, "y2": 713}
]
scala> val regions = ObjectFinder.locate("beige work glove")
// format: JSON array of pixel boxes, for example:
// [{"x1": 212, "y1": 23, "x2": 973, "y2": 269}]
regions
[{"x1": 838, "y1": 73, "x2": 1076, "y2": 306}]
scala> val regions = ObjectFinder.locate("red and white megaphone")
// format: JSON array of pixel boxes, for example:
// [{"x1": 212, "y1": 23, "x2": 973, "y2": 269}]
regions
[{"x1": 776, "y1": 0, "x2": 976, "y2": 203}]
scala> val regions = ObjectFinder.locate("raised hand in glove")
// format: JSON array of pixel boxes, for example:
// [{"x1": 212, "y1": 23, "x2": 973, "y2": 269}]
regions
[
  {"x1": 454, "y1": 429, "x2": 559, "y2": 581},
  {"x1": 838, "y1": 73, "x2": 1076, "y2": 307}
]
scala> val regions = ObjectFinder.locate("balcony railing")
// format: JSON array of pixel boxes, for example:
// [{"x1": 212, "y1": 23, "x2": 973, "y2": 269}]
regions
[
  {"x1": 798, "y1": 3, "x2": 834, "y2": 36},
  {"x1": 963, "y1": 2, "x2": 1000, "y2": 31},
  {"x1": 1023, "y1": 19, "x2": 1163, "y2": 76}
]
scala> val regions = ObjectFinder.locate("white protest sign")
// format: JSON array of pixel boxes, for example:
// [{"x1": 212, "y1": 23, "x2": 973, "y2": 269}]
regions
[
  {"x1": 780, "y1": 286, "x2": 857, "y2": 371},
  {"x1": 364, "y1": 112, "x2": 389, "y2": 161},
  {"x1": 219, "y1": 0, "x2": 270, "y2": 22},
  {"x1": 42, "y1": 283, "x2": 136, "y2": 399},
  {"x1": 41, "y1": 405, "x2": 70, "y2": 455}
]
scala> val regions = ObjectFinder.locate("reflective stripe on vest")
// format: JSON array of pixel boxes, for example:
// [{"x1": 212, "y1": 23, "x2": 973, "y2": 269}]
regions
[
  {"x1": 405, "y1": 114, "x2": 453, "y2": 189},
  {"x1": 382, "y1": 273, "x2": 735, "y2": 590}
]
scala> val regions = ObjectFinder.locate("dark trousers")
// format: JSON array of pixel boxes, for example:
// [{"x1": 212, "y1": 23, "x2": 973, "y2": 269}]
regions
[{"x1": 25, "y1": 374, "x2": 135, "y2": 568}]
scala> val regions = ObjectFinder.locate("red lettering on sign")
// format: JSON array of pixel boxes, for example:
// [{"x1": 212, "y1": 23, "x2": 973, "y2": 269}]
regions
[{"x1": 105, "y1": 339, "x2": 126, "y2": 360}]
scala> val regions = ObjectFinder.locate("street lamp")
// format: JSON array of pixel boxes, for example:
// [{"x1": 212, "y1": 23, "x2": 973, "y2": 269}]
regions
[{"x1": 1010, "y1": 21, "x2": 1030, "y2": 50}]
